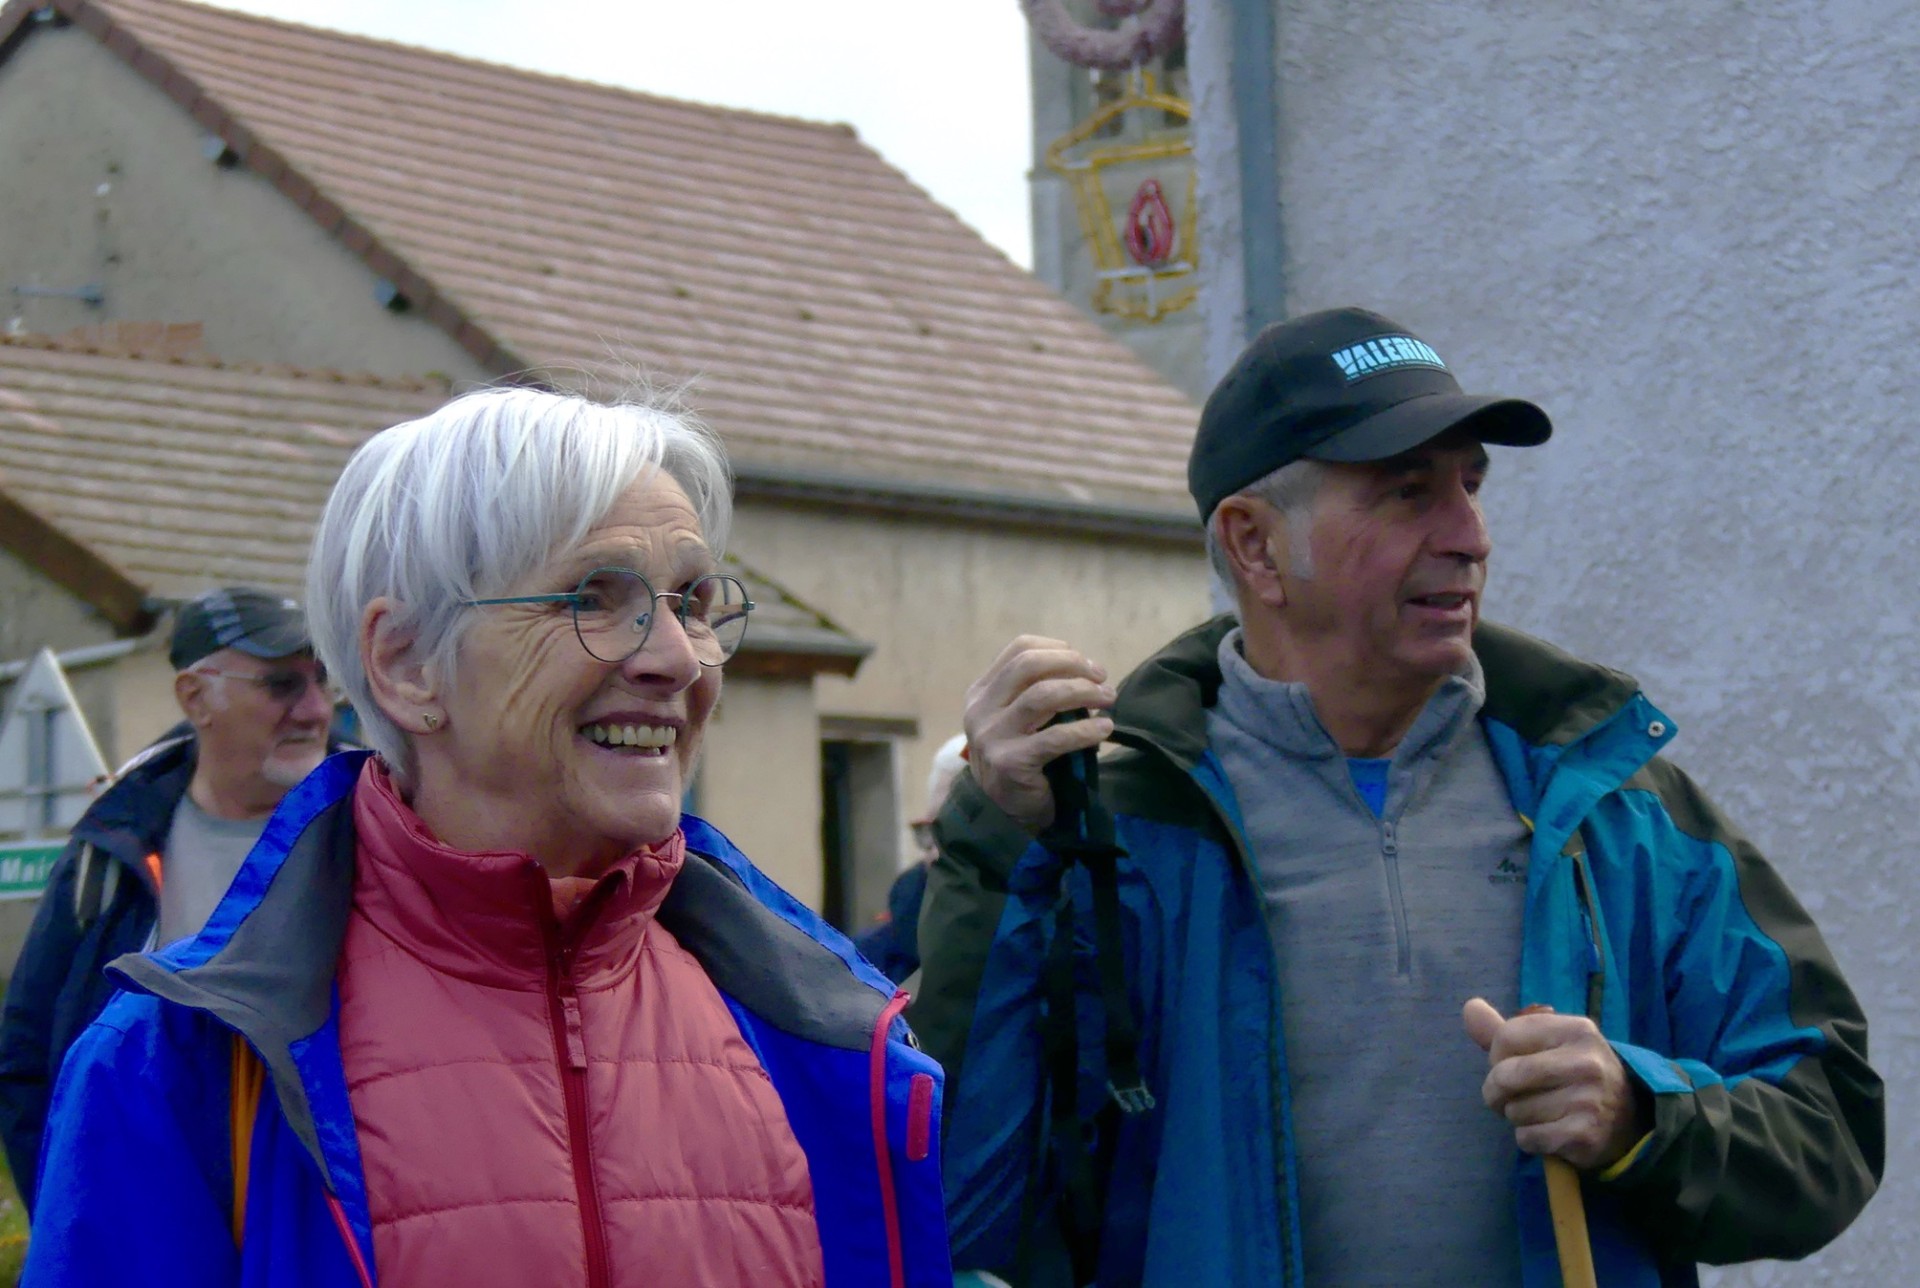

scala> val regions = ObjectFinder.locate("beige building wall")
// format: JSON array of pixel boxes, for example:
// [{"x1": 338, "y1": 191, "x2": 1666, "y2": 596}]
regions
[
  {"x1": 732, "y1": 503, "x2": 1209, "y2": 865},
  {"x1": 107, "y1": 645, "x2": 184, "y2": 765},
  {"x1": 0, "y1": 548, "x2": 114, "y2": 664},
  {"x1": 696, "y1": 674, "x2": 823, "y2": 907},
  {"x1": 0, "y1": 23, "x2": 486, "y2": 381}
]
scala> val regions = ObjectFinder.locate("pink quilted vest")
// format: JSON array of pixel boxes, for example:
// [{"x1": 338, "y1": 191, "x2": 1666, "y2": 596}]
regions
[{"x1": 337, "y1": 762, "x2": 825, "y2": 1287}]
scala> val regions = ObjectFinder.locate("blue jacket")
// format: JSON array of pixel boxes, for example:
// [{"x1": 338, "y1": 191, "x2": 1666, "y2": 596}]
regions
[
  {"x1": 23, "y1": 751, "x2": 952, "y2": 1287},
  {"x1": 0, "y1": 732, "x2": 192, "y2": 1211},
  {"x1": 913, "y1": 618, "x2": 1881, "y2": 1287}
]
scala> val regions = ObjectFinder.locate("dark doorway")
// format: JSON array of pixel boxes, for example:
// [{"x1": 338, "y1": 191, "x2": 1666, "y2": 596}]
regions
[{"x1": 819, "y1": 738, "x2": 899, "y2": 933}]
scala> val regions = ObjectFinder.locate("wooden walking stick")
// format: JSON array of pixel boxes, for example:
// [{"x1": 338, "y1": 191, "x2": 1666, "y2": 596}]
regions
[{"x1": 1543, "y1": 1156, "x2": 1599, "y2": 1288}]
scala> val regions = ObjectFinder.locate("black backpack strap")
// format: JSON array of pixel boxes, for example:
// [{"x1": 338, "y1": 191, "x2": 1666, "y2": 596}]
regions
[
  {"x1": 1012, "y1": 727, "x2": 1155, "y2": 1285},
  {"x1": 71, "y1": 843, "x2": 114, "y2": 930}
]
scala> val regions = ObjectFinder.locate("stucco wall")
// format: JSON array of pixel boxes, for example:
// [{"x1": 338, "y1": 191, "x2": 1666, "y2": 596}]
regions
[
  {"x1": 0, "y1": 548, "x2": 114, "y2": 665},
  {"x1": 107, "y1": 645, "x2": 182, "y2": 765},
  {"x1": 1187, "y1": 1, "x2": 1916, "y2": 1279},
  {"x1": 0, "y1": 22, "x2": 485, "y2": 379},
  {"x1": 697, "y1": 673, "x2": 823, "y2": 907}
]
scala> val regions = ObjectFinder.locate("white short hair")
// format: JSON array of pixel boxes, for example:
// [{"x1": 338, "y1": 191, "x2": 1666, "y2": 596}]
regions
[
  {"x1": 306, "y1": 385, "x2": 733, "y2": 780},
  {"x1": 1203, "y1": 457, "x2": 1328, "y2": 589}
]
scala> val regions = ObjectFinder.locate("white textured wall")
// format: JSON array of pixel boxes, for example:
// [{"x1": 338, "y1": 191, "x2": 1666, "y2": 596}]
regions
[{"x1": 1189, "y1": 1, "x2": 1916, "y2": 1279}]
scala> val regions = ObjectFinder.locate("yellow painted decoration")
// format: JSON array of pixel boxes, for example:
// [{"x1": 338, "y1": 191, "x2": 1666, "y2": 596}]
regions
[{"x1": 1045, "y1": 70, "x2": 1198, "y2": 323}]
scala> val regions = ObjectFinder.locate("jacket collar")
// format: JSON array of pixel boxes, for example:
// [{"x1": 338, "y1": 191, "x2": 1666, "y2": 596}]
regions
[
  {"x1": 1113, "y1": 614, "x2": 1654, "y2": 768},
  {"x1": 350, "y1": 759, "x2": 682, "y2": 988}
]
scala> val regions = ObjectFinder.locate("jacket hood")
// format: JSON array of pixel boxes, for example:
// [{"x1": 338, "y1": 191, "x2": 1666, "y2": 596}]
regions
[
  {"x1": 350, "y1": 759, "x2": 685, "y2": 988},
  {"x1": 1111, "y1": 615, "x2": 1648, "y2": 767}
]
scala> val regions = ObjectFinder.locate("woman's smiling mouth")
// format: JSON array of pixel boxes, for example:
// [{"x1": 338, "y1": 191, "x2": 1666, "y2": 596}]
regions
[{"x1": 580, "y1": 721, "x2": 679, "y2": 753}]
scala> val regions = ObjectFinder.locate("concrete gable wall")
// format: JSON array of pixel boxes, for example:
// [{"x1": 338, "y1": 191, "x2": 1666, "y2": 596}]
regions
[
  {"x1": 0, "y1": 20, "x2": 487, "y2": 380},
  {"x1": 0, "y1": 546, "x2": 114, "y2": 664}
]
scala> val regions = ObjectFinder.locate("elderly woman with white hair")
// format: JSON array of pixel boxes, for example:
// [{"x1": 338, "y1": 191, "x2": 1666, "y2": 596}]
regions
[{"x1": 23, "y1": 388, "x2": 951, "y2": 1288}]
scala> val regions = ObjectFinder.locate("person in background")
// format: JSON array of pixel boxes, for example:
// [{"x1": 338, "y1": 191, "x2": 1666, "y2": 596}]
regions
[
  {"x1": 0, "y1": 588, "x2": 335, "y2": 1210},
  {"x1": 22, "y1": 386, "x2": 950, "y2": 1287},
  {"x1": 857, "y1": 733, "x2": 968, "y2": 984}
]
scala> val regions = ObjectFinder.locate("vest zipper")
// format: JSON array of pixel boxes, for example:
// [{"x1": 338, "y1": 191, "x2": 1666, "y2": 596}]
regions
[
  {"x1": 870, "y1": 990, "x2": 913, "y2": 1288},
  {"x1": 1380, "y1": 820, "x2": 1412, "y2": 978},
  {"x1": 324, "y1": 1191, "x2": 376, "y2": 1288},
  {"x1": 544, "y1": 918, "x2": 610, "y2": 1288}
]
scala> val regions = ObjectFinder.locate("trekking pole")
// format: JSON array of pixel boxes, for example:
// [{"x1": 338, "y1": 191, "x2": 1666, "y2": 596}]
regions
[{"x1": 1543, "y1": 1157, "x2": 1598, "y2": 1288}]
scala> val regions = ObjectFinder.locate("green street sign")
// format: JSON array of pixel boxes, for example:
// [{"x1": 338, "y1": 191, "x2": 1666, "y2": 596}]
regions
[{"x1": 0, "y1": 841, "x2": 63, "y2": 900}]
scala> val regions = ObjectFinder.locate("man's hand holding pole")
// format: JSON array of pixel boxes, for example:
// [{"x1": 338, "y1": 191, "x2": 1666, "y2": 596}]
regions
[
  {"x1": 1464, "y1": 997, "x2": 1651, "y2": 1288},
  {"x1": 962, "y1": 635, "x2": 1115, "y2": 834}
]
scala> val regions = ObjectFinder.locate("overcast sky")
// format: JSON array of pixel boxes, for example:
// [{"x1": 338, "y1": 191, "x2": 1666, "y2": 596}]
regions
[{"x1": 202, "y1": 1, "x2": 1037, "y2": 267}]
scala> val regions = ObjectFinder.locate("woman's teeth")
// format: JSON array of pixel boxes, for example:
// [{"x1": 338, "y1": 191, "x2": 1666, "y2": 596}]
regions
[{"x1": 582, "y1": 723, "x2": 677, "y2": 750}]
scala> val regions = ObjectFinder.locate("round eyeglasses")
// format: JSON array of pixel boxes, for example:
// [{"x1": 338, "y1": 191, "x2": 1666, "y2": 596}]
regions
[{"x1": 463, "y1": 567, "x2": 754, "y2": 667}]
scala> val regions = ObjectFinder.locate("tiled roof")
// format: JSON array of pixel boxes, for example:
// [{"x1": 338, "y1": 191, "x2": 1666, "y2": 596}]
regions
[
  {"x1": 10, "y1": 0, "x2": 1200, "y2": 522},
  {"x1": 0, "y1": 335, "x2": 446, "y2": 596},
  {"x1": 0, "y1": 338, "x2": 867, "y2": 670}
]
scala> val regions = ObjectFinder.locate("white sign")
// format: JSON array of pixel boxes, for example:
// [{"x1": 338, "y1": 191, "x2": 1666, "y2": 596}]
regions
[
  {"x1": 0, "y1": 648, "x2": 111, "y2": 845},
  {"x1": 0, "y1": 841, "x2": 62, "y2": 899}
]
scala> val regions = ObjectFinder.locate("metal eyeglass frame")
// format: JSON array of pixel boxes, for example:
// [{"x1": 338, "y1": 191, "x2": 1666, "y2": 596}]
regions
[{"x1": 460, "y1": 567, "x2": 755, "y2": 667}]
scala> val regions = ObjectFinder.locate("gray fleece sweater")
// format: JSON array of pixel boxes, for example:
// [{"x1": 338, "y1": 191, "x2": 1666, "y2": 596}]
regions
[{"x1": 1205, "y1": 630, "x2": 1530, "y2": 1287}]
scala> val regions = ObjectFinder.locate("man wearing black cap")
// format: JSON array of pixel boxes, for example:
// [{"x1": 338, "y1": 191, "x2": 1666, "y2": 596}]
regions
[
  {"x1": 0, "y1": 588, "x2": 338, "y2": 1210},
  {"x1": 915, "y1": 309, "x2": 1880, "y2": 1286}
]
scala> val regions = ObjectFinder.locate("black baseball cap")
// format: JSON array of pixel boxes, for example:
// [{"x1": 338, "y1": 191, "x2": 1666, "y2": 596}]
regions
[
  {"x1": 168, "y1": 587, "x2": 311, "y2": 671},
  {"x1": 1188, "y1": 307, "x2": 1552, "y2": 520}
]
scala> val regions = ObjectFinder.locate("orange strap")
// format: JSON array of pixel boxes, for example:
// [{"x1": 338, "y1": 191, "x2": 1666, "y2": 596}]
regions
[
  {"x1": 143, "y1": 852, "x2": 164, "y2": 893},
  {"x1": 229, "y1": 1035, "x2": 265, "y2": 1244}
]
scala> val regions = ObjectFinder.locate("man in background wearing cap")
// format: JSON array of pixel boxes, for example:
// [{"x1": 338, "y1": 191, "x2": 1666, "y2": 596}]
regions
[
  {"x1": 915, "y1": 309, "x2": 1880, "y2": 1285},
  {"x1": 0, "y1": 588, "x2": 338, "y2": 1210}
]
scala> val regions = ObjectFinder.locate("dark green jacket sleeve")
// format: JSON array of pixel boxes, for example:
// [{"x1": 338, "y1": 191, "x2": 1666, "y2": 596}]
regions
[{"x1": 909, "y1": 770, "x2": 1038, "y2": 1116}]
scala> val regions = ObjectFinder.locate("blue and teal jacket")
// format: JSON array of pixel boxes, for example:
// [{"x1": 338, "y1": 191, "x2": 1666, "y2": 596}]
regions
[
  {"x1": 23, "y1": 750, "x2": 952, "y2": 1287},
  {"x1": 912, "y1": 618, "x2": 1881, "y2": 1287}
]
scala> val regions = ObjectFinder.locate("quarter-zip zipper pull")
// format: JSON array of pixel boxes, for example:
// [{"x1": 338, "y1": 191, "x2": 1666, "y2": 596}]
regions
[{"x1": 555, "y1": 945, "x2": 589, "y2": 1071}]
